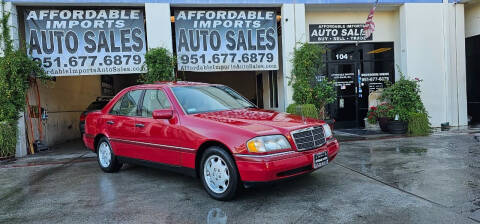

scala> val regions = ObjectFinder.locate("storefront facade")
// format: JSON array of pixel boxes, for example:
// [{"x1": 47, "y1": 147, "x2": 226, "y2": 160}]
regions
[{"x1": 0, "y1": 0, "x2": 473, "y2": 155}]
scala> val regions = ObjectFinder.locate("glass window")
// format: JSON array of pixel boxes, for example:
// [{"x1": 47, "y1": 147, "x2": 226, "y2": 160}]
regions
[
  {"x1": 269, "y1": 71, "x2": 278, "y2": 108},
  {"x1": 141, "y1": 90, "x2": 171, "y2": 117},
  {"x1": 172, "y1": 85, "x2": 254, "y2": 114},
  {"x1": 110, "y1": 90, "x2": 143, "y2": 116},
  {"x1": 86, "y1": 101, "x2": 109, "y2": 111},
  {"x1": 360, "y1": 43, "x2": 394, "y2": 61}
]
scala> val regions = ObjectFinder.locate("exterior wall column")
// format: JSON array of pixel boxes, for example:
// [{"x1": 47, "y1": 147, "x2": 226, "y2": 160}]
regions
[
  {"x1": 145, "y1": 3, "x2": 173, "y2": 52},
  {"x1": 2, "y1": 2, "x2": 27, "y2": 157},
  {"x1": 399, "y1": 3, "x2": 467, "y2": 127},
  {"x1": 281, "y1": 3, "x2": 306, "y2": 111}
]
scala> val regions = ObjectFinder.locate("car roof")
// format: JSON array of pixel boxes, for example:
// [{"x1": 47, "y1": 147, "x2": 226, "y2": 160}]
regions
[{"x1": 130, "y1": 81, "x2": 217, "y2": 89}]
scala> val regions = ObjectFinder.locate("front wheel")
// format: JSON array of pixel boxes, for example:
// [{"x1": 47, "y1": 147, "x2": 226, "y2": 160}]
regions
[
  {"x1": 97, "y1": 137, "x2": 123, "y2": 173},
  {"x1": 200, "y1": 147, "x2": 240, "y2": 201}
]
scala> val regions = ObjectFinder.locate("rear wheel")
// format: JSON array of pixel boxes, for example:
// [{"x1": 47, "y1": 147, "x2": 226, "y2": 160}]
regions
[
  {"x1": 200, "y1": 147, "x2": 240, "y2": 201},
  {"x1": 97, "y1": 137, "x2": 123, "y2": 173}
]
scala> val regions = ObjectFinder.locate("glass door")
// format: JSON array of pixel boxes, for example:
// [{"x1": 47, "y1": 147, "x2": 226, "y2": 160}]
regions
[
  {"x1": 327, "y1": 63, "x2": 360, "y2": 129},
  {"x1": 324, "y1": 42, "x2": 395, "y2": 129}
]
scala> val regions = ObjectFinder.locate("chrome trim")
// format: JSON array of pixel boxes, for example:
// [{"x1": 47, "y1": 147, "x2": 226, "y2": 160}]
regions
[
  {"x1": 110, "y1": 138, "x2": 196, "y2": 152},
  {"x1": 290, "y1": 126, "x2": 326, "y2": 151},
  {"x1": 235, "y1": 151, "x2": 295, "y2": 158},
  {"x1": 290, "y1": 126, "x2": 317, "y2": 135}
]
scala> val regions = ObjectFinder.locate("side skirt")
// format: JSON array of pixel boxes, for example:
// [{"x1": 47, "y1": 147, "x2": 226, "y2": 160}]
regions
[{"x1": 117, "y1": 156, "x2": 197, "y2": 178}]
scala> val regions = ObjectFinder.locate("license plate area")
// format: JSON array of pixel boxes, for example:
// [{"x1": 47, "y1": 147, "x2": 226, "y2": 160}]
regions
[{"x1": 313, "y1": 151, "x2": 328, "y2": 169}]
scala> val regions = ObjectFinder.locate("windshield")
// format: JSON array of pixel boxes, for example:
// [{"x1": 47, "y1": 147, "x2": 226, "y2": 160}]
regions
[
  {"x1": 86, "y1": 101, "x2": 109, "y2": 111},
  {"x1": 171, "y1": 85, "x2": 255, "y2": 114}
]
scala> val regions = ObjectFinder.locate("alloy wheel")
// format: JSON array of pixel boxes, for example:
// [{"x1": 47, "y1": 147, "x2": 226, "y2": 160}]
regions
[
  {"x1": 203, "y1": 155, "x2": 230, "y2": 194},
  {"x1": 98, "y1": 142, "x2": 112, "y2": 168}
]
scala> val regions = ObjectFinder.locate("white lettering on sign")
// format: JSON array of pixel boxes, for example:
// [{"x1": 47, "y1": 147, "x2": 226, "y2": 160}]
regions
[
  {"x1": 309, "y1": 24, "x2": 372, "y2": 42},
  {"x1": 335, "y1": 54, "x2": 348, "y2": 60}
]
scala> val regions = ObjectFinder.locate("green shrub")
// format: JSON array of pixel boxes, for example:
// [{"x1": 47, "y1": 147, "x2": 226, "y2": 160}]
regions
[
  {"x1": 0, "y1": 1, "x2": 47, "y2": 158},
  {"x1": 0, "y1": 4, "x2": 46, "y2": 122},
  {"x1": 380, "y1": 68, "x2": 426, "y2": 121},
  {"x1": 407, "y1": 112, "x2": 431, "y2": 136},
  {"x1": 140, "y1": 47, "x2": 176, "y2": 84},
  {"x1": 289, "y1": 43, "x2": 336, "y2": 115},
  {"x1": 376, "y1": 102, "x2": 395, "y2": 119},
  {"x1": 286, "y1": 104, "x2": 319, "y2": 119},
  {"x1": 0, "y1": 121, "x2": 17, "y2": 158}
]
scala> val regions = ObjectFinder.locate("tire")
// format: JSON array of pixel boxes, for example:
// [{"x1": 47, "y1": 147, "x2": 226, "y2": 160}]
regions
[
  {"x1": 96, "y1": 137, "x2": 123, "y2": 173},
  {"x1": 200, "y1": 146, "x2": 240, "y2": 201}
]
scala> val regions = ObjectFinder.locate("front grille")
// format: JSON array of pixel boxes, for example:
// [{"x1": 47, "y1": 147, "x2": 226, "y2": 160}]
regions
[{"x1": 291, "y1": 126, "x2": 326, "y2": 151}]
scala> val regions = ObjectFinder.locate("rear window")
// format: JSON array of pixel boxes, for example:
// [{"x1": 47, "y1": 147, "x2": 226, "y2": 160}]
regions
[{"x1": 86, "y1": 101, "x2": 109, "y2": 111}]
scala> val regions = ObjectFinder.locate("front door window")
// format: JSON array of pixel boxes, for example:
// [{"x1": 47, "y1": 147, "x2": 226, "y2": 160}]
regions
[{"x1": 140, "y1": 89, "x2": 172, "y2": 117}]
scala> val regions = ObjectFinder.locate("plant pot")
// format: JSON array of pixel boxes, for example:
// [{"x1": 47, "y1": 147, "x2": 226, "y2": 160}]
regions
[
  {"x1": 388, "y1": 120, "x2": 408, "y2": 134},
  {"x1": 378, "y1": 117, "x2": 391, "y2": 132}
]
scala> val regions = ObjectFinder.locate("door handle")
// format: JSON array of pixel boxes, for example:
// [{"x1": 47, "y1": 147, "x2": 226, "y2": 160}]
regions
[
  {"x1": 135, "y1": 123, "x2": 145, "y2": 128},
  {"x1": 106, "y1": 121, "x2": 115, "y2": 125}
]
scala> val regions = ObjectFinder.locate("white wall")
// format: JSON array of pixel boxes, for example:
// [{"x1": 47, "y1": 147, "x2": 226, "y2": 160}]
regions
[
  {"x1": 281, "y1": 4, "x2": 306, "y2": 111},
  {"x1": 465, "y1": 2, "x2": 480, "y2": 38},
  {"x1": 0, "y1": 2, "x2": 19, "y2": 55},
  {"x1": 145, "y1": 3, "x2": 173, "y2": 52},
  {"x1": 399, "y1": 3, "x2": 467, "y2": 127}
]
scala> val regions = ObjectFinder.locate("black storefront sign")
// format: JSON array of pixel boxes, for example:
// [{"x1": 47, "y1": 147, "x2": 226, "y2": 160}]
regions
[{"x1": 309, "y1": 24, "x2": 372, "y2": 42}]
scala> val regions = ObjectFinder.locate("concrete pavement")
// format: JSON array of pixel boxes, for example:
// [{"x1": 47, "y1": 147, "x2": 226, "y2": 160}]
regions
[{"x1": 0, "y1": 131, "x2": 479, "y2": 223}]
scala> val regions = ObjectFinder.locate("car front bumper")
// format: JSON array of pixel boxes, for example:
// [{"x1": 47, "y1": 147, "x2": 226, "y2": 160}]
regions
[{"x1": 234, "y1": 139, "x2": 339, "y2": 183}]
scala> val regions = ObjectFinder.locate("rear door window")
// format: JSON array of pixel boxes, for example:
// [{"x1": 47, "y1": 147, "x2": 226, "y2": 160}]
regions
[{"x1": 110, "y1": 90, "x2": 143, "y2": 116}]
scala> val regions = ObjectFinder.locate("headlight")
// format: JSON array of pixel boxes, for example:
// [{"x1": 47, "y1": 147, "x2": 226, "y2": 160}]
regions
[
  {"x1": 247, "y1": 135, "x2": 291, "y2": 153},
  {"x1": 323, "y1": 123, "x2": 333, "y2": 138}
]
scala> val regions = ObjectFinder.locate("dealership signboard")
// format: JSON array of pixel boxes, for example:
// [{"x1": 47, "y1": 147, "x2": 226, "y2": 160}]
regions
[
  {"x1": 174, "y1": 10, "x2": 279, "y2": 72},
  {"x1": 24, "y1": 9, "x2": 147, "y2": 76},
  {"x1": 309, "y1": 24, "x2": 372, "y2": 42}
]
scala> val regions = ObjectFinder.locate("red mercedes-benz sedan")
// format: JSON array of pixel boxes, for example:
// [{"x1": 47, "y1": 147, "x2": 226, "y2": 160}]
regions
[{"x1": 83, "y1": 82, "x2": 339, "y2": 200}]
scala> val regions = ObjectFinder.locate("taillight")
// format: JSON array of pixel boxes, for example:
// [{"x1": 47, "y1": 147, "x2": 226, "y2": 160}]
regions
[{"x1": 80, "y1": 112, "x2": 87, "y2": 121}]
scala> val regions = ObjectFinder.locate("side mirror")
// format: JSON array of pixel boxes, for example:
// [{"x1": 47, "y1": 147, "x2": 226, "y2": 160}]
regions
[{"x1": 152, "y1": 109, "x2": 173, "y2": 119}]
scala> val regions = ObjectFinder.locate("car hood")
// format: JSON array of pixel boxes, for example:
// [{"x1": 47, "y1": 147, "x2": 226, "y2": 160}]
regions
[{"x1": 192, "y1": 108, "x2": 324, "y2": 135}]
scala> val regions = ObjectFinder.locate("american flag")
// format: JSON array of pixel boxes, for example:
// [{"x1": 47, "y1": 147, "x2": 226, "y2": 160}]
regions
[{"x1": 364, "y1": 0, "x2": 379, "y2": 39}]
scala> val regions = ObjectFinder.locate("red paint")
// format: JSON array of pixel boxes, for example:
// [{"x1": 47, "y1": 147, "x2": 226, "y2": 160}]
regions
[{"x1": 83, "y1": 82, "x2": 340, "y2": 182}]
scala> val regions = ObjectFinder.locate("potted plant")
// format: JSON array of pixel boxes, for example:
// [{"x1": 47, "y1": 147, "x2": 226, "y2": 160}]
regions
[
  {"x1": 388, "y1": 117, "x2": 408, "y2": 134},
  {"x1": 381, "y1": 68, "x2": 430, "y2": 135},
  {"x1": 376, "y1": 103, "x2": 394, "y2": 132},
  {"x1": 289, "y1": 43, "x2": 336, "y2": 123}
]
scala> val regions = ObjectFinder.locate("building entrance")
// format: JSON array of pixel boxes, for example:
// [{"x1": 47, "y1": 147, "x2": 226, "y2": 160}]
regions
[
  {"x1": 324, "y1": 42, "x2": 395, "y2": 128},
  {"x1": 466, "y1": 35, "x2": 480, "y2": 125}
]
